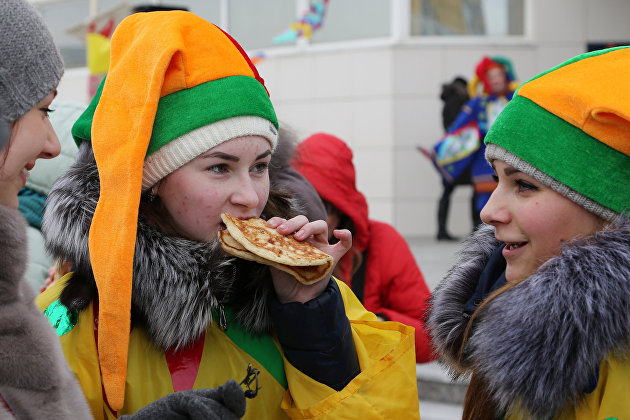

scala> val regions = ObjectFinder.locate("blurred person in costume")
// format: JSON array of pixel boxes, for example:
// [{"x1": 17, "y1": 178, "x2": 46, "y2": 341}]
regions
[
  {"x1": 420, "y1": 76, "x2": 477, "y2": 240},
  {"x1": 292, "y1": 132, "x2": 435, "y2": 364},
  {"x1": 428, "y1": 46, "x2": 630, "y2": 419},
  {"x1": 37, "y1": 10, "x2": 420, "y2": 420},
  {"x1": 424, "y1": 56, "x2": 518, "y2": 232}
]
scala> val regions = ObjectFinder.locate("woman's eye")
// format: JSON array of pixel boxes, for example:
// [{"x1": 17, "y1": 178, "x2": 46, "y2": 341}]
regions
[
  {"x1": 208, "y1": 164, "x2": 228, "y2": 174},
  {"x1": 516, "y1": 179, "x2": 537, "y2": 192},
  {"x1": 252, "y1": 162, "x2": 269, "y2": 174},
  {"x1": 41, "y1": 107, "x2": 54, "y2": 118}
]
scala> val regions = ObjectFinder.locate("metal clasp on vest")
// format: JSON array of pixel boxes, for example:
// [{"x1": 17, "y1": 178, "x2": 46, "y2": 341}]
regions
[
  {"x1": 240, "y1": 364, "x2": 261, "y2": 399},
  {"x1": 218, "y1": 304, "x2": 228, "y2": 331}
]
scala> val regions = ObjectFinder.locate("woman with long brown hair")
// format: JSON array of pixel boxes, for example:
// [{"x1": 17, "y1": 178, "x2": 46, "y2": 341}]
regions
[{"x1": 428, "y1": 46, "x2": 630, "y2": 419}]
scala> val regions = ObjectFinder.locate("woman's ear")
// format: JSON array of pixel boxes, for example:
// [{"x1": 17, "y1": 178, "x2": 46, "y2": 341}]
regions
[{"x1": 149, "y1": 181, "x2": 161, "y2": 202}]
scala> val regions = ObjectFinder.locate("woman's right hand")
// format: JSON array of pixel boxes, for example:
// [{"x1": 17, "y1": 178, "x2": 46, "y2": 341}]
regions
[{"x1": 266, "y1": 215, "x2": 352, "y2": 303}]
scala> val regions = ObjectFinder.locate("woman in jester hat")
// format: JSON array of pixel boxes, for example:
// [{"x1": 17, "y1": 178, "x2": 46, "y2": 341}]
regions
[
  {"x1": 37, "y1": 10, "x2": 420, "y2": 420},
  {"x1": 0, "y1": 1, "x2": 249, "y2": 419},
  {"x1": 428, "y1": 46, "x2": 630, "y2": 419}
]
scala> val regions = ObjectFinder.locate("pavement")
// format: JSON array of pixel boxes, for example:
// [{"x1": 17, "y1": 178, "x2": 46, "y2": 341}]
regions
[
  {"x1": 406, "y1": 235, "x2": 462, "y2": 291},
  {"x1": 405, "y1": 235, "x2": 466, "y2": 420}
]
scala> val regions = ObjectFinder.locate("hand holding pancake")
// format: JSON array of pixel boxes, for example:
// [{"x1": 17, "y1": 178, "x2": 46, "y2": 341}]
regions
[
  {"x1": 266, "y1": 215, "x2": 352, "y2": 303},
  {"x1": 218, "y1": 213, "x2": 351, "y2": 303}
]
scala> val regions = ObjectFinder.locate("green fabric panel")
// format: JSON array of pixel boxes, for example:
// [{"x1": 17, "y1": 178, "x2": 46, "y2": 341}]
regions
[
  {"x1": 43, "y1": 299, "x2": 78, "y2": 336},
  {"x1": 71, "y1": 77, "x2": 105, "y2": 147},
  {"x1": 515, "y1": 46, "x2": 630, "y2": 96},
  {"x1": 485, "y1": 95, "x2": 630, "y2": 214},
  {"x1": 213, "y1": 308, "x2": 287, "y2": 389},
  {"x1": 148, "y1": 76, "x2": 277, "y2": 156}
]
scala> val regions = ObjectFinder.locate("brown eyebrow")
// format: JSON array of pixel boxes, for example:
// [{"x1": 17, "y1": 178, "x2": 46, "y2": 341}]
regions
[
  {"x1": 256, "y1": 150, "x2": 272, "y2": 160},
  {"x1": 202, "y1": 152, "x2": 239, "y2": 162},
  {"x1": 503, "y1": 166, "x2": 521, "y2": 176}
]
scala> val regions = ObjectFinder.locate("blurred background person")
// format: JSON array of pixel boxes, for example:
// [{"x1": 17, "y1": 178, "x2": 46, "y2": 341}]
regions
[
  {"x1": 420, "y1": 76, "x2": 476, "y2": 241},
  {"x1": 449, "y1": 56, "x2": 518, "y2": 215},
  {"x1": 292, "y1": 132, "x2": 435, "y2": 364},
  {"x1": 269, "y1": 125, "x2": 327, "y2": 223},
  {"x1": 422, "y1": 56, "x2": 518, "y2": 235}
]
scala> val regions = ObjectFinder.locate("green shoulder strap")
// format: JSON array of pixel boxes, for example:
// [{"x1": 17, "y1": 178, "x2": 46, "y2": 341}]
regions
[{"x1": 213, "y1": 307, "x2": 287, "y2": 389}]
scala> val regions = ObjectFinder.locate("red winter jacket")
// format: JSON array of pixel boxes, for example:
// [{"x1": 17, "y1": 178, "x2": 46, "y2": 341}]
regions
[{"x1": 292, "y1": 133, "x2": 435, "y2": 363}]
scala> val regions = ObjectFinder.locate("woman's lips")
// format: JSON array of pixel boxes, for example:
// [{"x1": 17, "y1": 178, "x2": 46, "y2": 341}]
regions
[{"x1": 502, "y1": 241, "x2": 527, "y2": 259}]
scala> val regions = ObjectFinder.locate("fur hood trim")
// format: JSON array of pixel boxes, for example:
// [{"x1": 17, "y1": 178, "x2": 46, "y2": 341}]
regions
[
  {"x1": 0, "y1": 206, "x2": 93, "y2": 418},
  {"x1": 43, "y1": 142, "x2": 291, "y2": 350},
  {"x1": 428, "y1": 220, "x2": 630, "y2": 418}
]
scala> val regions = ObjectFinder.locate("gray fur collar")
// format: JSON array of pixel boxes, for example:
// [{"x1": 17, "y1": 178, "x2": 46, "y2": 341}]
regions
[
  {"x1": 428, "y1": 221, "x2": 630, "y2": 418},
  {"x1": 43, "y1": 143, "x2": 280, "y2": 350}
]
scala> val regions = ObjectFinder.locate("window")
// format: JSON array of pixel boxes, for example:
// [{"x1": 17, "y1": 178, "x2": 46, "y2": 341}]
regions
[
  {"x1": 410, "y1": 0, "x2": 524, "y2": 36},
  {"x1": 227, "y1": 0, "x2": 296, "y2": 51},
  {"x1": 310, "y1": 0, "x2": 390, "y2": 44},
  {"x1": 34, "y1": 0, "x2": 525, "y2": 69}
]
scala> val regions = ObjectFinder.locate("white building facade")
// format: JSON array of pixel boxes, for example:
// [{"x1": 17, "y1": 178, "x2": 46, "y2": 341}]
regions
[{"x1": 39, "y1": 0, "x2": 630, "y2": 236}]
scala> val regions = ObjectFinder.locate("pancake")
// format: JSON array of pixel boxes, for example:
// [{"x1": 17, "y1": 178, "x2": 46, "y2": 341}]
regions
[{"x1": 218, "y1": 213, "x2": 333, "y2": 285}]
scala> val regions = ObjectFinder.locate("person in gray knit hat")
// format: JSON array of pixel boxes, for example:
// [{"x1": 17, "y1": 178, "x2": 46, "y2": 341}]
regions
[
  {"x1": 0, "y1": 0, "x2": 64, "y2": 122},
  {"x1": 0, "y1": 0, "x2": 63, "y2": 154}
]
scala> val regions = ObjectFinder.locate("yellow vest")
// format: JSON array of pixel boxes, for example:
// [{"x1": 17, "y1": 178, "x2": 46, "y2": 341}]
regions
[
  {"x1": 507, "y1": 358, "x2": 630, "y2": 420},
  {"x1": 37, "y1": 275, "x2": 420, "y2": 419}
]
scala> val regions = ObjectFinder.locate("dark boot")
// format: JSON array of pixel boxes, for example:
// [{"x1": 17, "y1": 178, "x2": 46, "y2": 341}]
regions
[{"x1": 437, "y1": 183, "x2": 458, "y2": 241}]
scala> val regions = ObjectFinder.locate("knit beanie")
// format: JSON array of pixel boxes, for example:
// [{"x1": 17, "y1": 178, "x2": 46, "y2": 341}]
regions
[
  {"x1": 0, "y1": 0, "x2": 64, "y2": 122},
  {"x1": 69, "y1": 11, "x2": 278, "y2": 411},
  {"x1": 485, "y1": 46, "x2": 630, "y2": 221}
]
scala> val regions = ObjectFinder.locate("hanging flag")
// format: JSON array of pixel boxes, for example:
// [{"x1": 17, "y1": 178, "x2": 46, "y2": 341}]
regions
[{"x1": 65, "y1": 2, "x2": 132, "y2": 98}]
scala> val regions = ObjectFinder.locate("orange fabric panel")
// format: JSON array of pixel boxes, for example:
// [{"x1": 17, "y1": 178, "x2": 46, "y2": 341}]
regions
[{"x1": 518, "y1": 48, "x2": 630, "y2": 156}]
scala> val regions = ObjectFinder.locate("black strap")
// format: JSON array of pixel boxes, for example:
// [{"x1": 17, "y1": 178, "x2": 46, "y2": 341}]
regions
[{"x1": 351, "y1": 250, "x2": 368, "y2": 303}]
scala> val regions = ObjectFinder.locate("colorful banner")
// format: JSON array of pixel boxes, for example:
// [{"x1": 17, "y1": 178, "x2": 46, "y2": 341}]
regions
[
  {"x1": 420, "y1": 121, "x2": 481, "y2": 183},
  {"x1": 273, "y1": 0, "x2": 329, "y2": 44}
]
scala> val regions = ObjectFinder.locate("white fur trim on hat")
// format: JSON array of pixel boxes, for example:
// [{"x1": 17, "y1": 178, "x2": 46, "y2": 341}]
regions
[{"x1": 142, "y1": 115, "x2": 278, "y2": 190}]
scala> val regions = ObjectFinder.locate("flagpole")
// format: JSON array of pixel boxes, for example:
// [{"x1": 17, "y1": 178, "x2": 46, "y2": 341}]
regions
[{"x1": 90, "y1": 0, "x2": 98, "y2": 18}]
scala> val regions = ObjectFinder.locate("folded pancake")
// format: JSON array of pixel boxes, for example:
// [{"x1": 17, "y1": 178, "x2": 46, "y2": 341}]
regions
[{"x1": 218, "y1": 213, "x2": 333, "y2": 285}]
